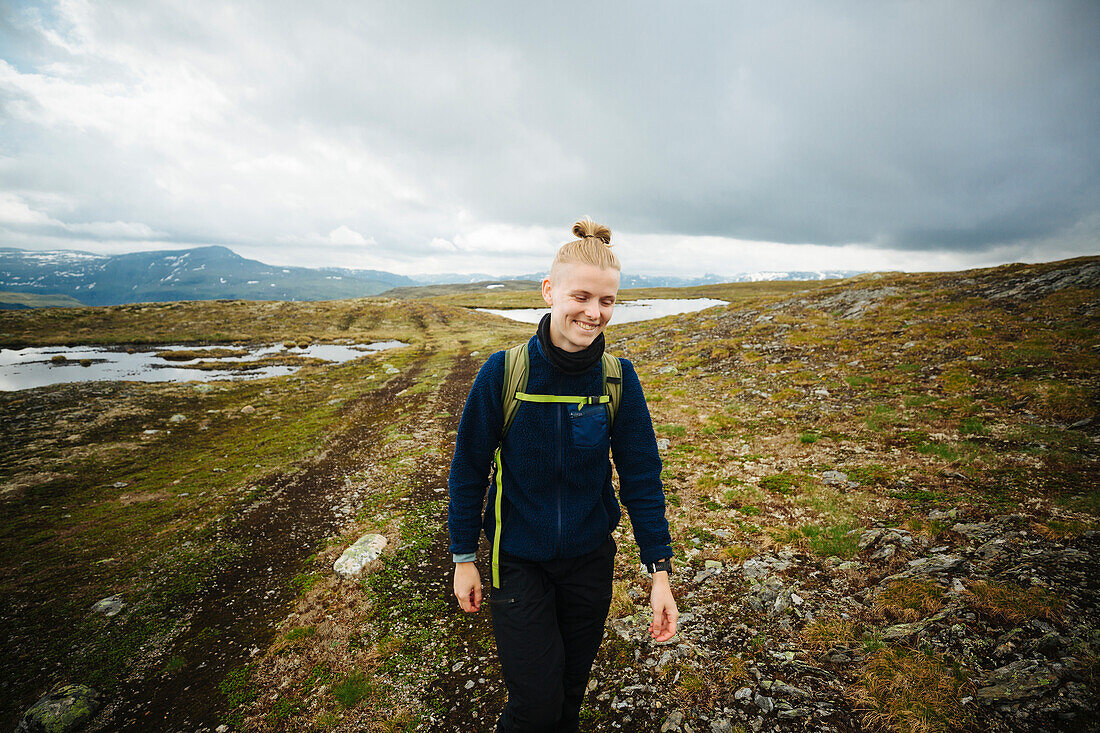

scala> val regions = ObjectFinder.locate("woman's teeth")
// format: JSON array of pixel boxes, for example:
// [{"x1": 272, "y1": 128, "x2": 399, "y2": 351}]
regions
[{"x1": 575, "y1": 321, "x2": 597, "y2": 331}]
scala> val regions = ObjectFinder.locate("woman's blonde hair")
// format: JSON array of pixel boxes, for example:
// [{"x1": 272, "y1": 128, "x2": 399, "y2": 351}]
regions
[{"x1": 550, "y1": 217, "x2": 620, "y2": 282}]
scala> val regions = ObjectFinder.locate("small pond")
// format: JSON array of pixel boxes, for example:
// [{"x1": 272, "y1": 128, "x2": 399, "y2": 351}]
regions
[
  {"x1": 0, "y1": 341, "x2": 407, "y2": 391},
  {"x1": 476, "y1": 297, "x2": 728, "y2": 325}
]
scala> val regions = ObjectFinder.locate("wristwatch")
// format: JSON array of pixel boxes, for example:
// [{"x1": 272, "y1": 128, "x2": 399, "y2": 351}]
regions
[{"x1": 645, "y1": 558, "x2": 673, "y2": 575}]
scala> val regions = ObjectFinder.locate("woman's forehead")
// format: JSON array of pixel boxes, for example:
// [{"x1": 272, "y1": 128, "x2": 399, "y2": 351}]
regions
[{"x1": 555, "y1": 263, "x2": 620, "y2": 294}]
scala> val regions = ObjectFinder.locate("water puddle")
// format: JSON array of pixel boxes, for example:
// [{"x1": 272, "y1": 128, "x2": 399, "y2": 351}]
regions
[
  {"x1": 476, "y1": 297, "x2": 728, "y2": 324},
  {"x1": 0, "y1": 341, "x2": 407, "y2": 391}
]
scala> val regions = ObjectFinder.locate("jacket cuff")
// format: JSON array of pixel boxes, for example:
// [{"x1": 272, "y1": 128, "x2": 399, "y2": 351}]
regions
[
  {"x1": 453, "y1": 552, "x2": 477, "y2": 563},
  {"x1": 639, "y1": 545, "x2": 674, "y2": 565}
]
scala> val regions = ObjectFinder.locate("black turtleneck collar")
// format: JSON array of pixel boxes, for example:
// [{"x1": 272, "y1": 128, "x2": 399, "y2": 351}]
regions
[{"x1": 537, "y1": 313, "x2": 604, "y2": 375}]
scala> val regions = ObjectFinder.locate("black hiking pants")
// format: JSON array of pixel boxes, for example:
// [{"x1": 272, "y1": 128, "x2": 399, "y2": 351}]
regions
[{"x1": 490, "y1": 534, "x2": 616, "y2": 733}]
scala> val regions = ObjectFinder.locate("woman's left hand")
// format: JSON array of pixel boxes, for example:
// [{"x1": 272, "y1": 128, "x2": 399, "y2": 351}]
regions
[{"x1": 648, "y1": 573, "x2": 678, "y2": 642}]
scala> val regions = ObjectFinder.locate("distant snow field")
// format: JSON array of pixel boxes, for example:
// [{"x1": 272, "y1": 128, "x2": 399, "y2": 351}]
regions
[{"x1": 476, "y1": 297, "x2": 728, "y2": 325}]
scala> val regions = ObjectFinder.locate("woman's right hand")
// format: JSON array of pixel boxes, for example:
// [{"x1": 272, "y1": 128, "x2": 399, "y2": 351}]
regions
[{"x1": 453, "y1": 562, "x2": 482, "y2": 613}]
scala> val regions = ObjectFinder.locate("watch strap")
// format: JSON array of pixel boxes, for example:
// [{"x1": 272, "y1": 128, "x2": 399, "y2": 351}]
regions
[{"x1": 646, "y1": 558, "x2": 673, "y2": 574}]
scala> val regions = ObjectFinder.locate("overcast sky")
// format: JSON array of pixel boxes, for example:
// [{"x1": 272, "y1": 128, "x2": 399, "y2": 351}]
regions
[{"x1": 1, "y1": 1, "x2": 1097, "y2": 277}]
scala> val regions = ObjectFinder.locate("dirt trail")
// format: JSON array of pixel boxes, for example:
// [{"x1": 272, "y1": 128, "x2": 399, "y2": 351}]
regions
[
  {"x1": 408, "y1": 353, "x2": 510, "y2": 731},
  {"x1": 89, "y1": 369, "x2": 420, "y2": 732}
]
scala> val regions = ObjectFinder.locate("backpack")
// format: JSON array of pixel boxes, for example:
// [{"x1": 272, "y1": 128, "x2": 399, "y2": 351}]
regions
[{"x1": 489, "y1": 342, "x2": 623, "y2": 588}]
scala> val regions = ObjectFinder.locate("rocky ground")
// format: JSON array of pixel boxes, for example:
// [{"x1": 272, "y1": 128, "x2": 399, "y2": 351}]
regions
[{"x1": 3, "y1": 258, "x2": 1097, "y2": 732}]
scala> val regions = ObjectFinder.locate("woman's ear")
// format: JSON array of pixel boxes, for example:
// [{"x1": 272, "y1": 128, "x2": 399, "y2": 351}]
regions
[{"x1": 541, "y1": 277, "x2": 553, "y2": 306}]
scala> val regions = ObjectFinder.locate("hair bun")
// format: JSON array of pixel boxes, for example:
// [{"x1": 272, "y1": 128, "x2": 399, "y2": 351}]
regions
[{"x1": 572, "y1": 217, "x2": 612, "y2": 245}]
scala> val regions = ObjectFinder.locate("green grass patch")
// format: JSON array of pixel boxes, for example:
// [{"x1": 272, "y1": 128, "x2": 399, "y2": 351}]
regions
[
  {"x1": 864, "y1": 404, "x2": 902, "y2": 432},
  {"x1": 771, "y1": 521, "x2": 860, "y2": 558},
  {"x1": 332, "y1": 670, "x2": 374, "y2": 708},
  {"x1": 845, "y1": 464, "x2": 894, "y2": 487},
  {"x1": 284, "y1": 626, "x2": 317, "y2": 643},
  {"x1": 759, "y1": 472, "x2": 809, "y2": 495},
  {"x1": 958, "y1": 417, "x2": 987, "y2": 435},
  {"x1": 904, "y1": 394, "x2": 939, "y2": 408}
]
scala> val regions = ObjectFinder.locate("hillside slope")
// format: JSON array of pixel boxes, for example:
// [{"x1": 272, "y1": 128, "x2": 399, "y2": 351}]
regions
[{"x1": 0, "y1": 257, "x2": 1096, "y2": 733}]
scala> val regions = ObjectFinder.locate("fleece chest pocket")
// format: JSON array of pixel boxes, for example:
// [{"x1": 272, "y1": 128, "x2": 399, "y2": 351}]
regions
[{"x1": 569, "y1": 404, "x2": 609, "y2": 448}]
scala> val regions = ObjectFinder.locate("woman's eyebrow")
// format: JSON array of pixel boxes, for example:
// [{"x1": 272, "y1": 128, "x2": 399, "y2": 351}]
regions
[{"x1": 570, "y1": 289, "x2": 616, "y2": 299}]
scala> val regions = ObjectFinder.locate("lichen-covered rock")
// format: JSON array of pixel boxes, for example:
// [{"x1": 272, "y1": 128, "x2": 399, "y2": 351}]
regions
[
  {"x1": 976, "y1": 659, "x2": 1061, "y2": 702},
  {"x1": 660, "y1": 710, "x2": 684, "y2": 732},
  {"x1": 952, "y1": 521, "x2": 1000, "y2": 543},
  {"x1": 16, "y1": 684, "x2": 102, "y2": 733},
  {"x1": 333, "y1": 533, "x2": 387, "y2": 578},
  {"x1": 886, "y1": 553, "x2": 969, "y2": 580}
]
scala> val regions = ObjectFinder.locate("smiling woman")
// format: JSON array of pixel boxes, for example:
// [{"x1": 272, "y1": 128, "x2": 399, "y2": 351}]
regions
[{"x1": 448, "y1": 216, "x2": 677, "y2": 731}]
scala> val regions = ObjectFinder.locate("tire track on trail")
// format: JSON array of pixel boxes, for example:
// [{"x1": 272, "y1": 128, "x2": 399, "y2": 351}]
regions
[
  {"x1": 405, "y1": 352, "x2": 511, "y2": 730},
  {"x1": 89, "y1": 367, "x2": 421, "y2": 733}
]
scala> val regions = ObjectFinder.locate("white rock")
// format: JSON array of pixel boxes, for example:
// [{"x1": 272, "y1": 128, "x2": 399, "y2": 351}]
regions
[
  {"x1": 91, "y1": 595, "x2": 123, "y2": 616},
  {"x1": 333, "y1": 533, "x2": 388, "y2": 578}
]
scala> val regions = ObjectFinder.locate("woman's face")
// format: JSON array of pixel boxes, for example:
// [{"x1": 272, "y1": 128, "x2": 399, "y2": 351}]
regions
[{"x1": 541, "y1": 263, "x2": 619, "y2": 352}]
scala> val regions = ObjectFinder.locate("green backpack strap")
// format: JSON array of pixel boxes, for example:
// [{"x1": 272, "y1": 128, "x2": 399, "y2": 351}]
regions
[
  {"x1": 494, "y1": 342, "x2": 529, "y2": 589},
  {"x1": 601, "y1": 352, "x2": 623, "y2": 428},
  {"x1": 501, "y1": 343, "x2": 530, "y2": 438}
]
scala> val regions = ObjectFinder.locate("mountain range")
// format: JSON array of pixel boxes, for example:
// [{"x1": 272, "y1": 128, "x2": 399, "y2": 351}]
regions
[{"x1": 0, "y1": 245, "x2": 862, "y2": 307}]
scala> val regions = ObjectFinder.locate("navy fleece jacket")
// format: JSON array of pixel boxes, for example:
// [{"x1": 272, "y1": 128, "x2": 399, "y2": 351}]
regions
[{"x1": 447, "y1": 333, "x2": 673, "y2": 565}]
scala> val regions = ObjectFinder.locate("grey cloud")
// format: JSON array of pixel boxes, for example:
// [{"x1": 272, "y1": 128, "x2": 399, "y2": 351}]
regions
[{"x1": 1, "y1": 0, "x2": 1097, "y2": 267}]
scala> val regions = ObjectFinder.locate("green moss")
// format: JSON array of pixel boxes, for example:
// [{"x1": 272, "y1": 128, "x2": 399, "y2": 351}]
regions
[
  {"x1": 846, "y1": 464, "x2": 894, "y2": 487},
  {"x1": 760, "y1": 472, "x2": 808, "y2": 495},
  {"x1": 289, "y1": 572, "x2": 322, "y2": 596},
  {"x1": 269, "y1": 696, "x2": 305, "y2": 721},
  {"x1": 218, "y1": 663, "x2": 258, "y2": 726}
]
